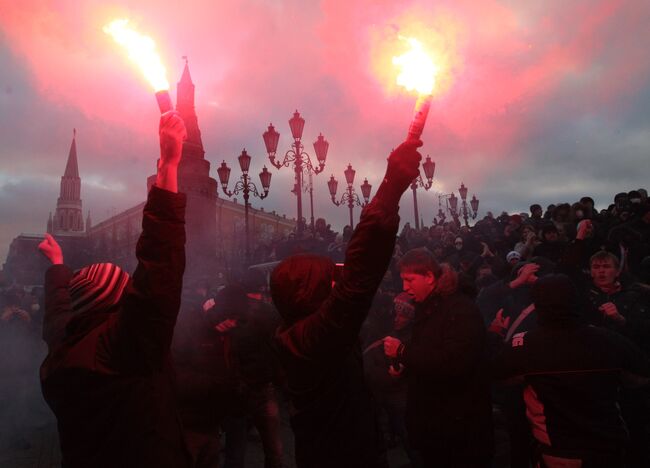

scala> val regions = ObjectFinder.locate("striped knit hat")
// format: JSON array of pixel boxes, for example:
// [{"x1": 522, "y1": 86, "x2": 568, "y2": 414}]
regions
[{"x1": 69, "y1": 263, "x2": 129, "y2": 315}]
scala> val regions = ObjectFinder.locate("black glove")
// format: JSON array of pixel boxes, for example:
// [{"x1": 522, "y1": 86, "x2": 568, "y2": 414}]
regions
[{"x1": 384, "y1": 139, "x2": 423, "y2": 193}]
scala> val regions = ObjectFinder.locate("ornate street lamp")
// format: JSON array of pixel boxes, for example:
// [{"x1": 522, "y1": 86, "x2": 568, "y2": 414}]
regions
[
  {"x1": 439, "y1": 183, "x2": 479, "y2": 227},
  {"x1": 449, "y1": 192, "x2": 458, "y2": 213},
  {"x1": 328, "y1": 163, "x2": 372, "y2": 229},
  {"x1": 470, "y1": 195, "x2": 480, "y2": 214},
  {"x1": 217, "y1": 149, "x2": 271, "y2": 264},
  {"x1": 436, "y1": 192, "x2": 459, "y2": 225},
  {"x1": 457, "y1": 182, "x2": 479, "y2": 227},
  {"x1": 410, "y1": 155, "x2": 435, "y2": 230},
  {"x1": 360, "y1": 178, "x2": 372, "y2": 203},
  {"x1": 262, "y1": 111, "x2": 329, "y2": 236}
]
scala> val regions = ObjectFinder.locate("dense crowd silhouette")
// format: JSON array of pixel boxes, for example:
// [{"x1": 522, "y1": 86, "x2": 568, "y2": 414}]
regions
[{"x1": 1, "y1": 113, "x2": 649, "y2": 468}]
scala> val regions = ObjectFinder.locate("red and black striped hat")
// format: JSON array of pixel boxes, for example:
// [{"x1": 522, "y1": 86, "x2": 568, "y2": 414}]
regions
[{"x1": 69, "y1": 263, "x2": 129, "y2": 315}]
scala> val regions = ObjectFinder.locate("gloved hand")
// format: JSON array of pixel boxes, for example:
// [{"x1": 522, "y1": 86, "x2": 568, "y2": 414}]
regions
[{"x1": 383, "y1": 139, "x2": 423, "y2": 194}]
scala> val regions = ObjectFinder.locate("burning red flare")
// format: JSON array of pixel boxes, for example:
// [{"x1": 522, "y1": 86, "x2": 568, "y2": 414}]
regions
[
  {"x1": 103, "y1": 18, "x2": 172, "y2": 113},
  {"x1": 393, "y1": 37, "x2": 438, "y2": 142}
]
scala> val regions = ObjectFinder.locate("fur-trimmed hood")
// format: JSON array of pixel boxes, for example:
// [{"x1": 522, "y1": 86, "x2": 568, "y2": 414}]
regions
[{"x1": 432, "y1": 263, "x2": 458, "y2": 297}]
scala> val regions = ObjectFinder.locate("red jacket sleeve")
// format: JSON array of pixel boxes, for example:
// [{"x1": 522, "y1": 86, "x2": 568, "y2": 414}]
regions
[
  {"x1": 42, "y1": 264, "x2": 75, "y2": 350},
  {"x1": 109, "y1": 186, "x2": 186, "y2": 371},
  {"x1": 276, "y1": 182, "x2": 400, "y2": 361}
]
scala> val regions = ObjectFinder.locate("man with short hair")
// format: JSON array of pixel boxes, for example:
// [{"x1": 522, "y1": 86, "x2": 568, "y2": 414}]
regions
[
  {"x1": 38, "y1": 112, "x2": 191, "y2": 468},
  {"x1": 587, "y1": 250, "x2": 650, "y2": 352},
  {"x1": 383, "y1": 248, "x2": 494, "y2": 466},
  {"x1": 583, "y1": 250, "x2": 650, "y2": 466},
  {"x1": 527, "y1": 203, "x2": 545, "y2": 232}
]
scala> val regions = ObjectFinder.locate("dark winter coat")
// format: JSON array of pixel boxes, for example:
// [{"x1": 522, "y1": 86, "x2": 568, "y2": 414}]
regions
[
  {"x1": 586, "y1": 283, "x2": 650, "y2": 357},
  {"x1": 273, "y1": 184, "x2": 402, "y2": 468},
  {"x1": 399, "y1": 266, "x2": 494, "y2": 462},
  {"x1": 40, "y1": 187, "x2": 191, "y2": 468},
  {"x1": 492, "y1": 323, "x2": 650, "y2": 457}
]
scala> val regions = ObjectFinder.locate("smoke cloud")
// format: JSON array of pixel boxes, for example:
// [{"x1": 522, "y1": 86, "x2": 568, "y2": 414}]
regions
[{"x1": 1, "y1": 0, "x2": 649, "y2": 259}]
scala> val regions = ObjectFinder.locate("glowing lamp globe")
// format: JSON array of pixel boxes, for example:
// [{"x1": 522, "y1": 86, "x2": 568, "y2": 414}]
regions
[
  {"x1": 423, "y1": 156, "x2": 435, "y2": 181},
  {"x1": 259, "y1": 166, "x2": 272, "y2": 192},
  {"x1": 263, "y1": 124, "x2": 280, "y2": 157},
  {"x1": 344, "y1": 164, "x2": 356, "y2": 186},
  {"x1": 327, "y1": 175, "x2": 338, "y2": 197},
  {"x1": 289, "y1": 110, "x2": 305, "y2": 140},
  {"x1": 238, "y1": 149, "x2": 251, "y2": 174},
  {"x1": 313, "y1": 134, "x2": 329, "y2": 167},
  {"x1": 217, "y1": 161, "x2": 231, "y2": 188}
]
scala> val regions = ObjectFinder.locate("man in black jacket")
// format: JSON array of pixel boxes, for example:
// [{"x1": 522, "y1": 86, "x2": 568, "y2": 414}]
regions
[
  {"x1": 492, "y1": 274, "x2": 650, "y2": 467},
  {"x1": 37, "y1": 111, "x2": 190, "y2": 468},
  {"x1": 383, "y1": 248, "x2": 494, "y2": 466},
  {"x1": 271, "y1": 139, "x2": 422, "y2": 468}
]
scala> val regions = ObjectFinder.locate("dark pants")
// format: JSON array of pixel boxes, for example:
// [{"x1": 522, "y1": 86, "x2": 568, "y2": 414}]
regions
[
  {"x1": 502, "y1": 386, "x2": 533, "y2": 468},
  {"x1": 222, "y1": 383, "x2": 283, "y2": 468},
  {"x1": 620, "y1": 388, "x2": 650, "y2": 468},
  {"x1": 377, "y1": 391, "x2": 420, "y2": 466}
]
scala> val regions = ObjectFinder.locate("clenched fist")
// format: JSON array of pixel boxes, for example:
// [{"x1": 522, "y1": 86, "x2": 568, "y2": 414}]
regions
[{"x1": 38, "y1": 233, "x2": 63, "y2": 265}]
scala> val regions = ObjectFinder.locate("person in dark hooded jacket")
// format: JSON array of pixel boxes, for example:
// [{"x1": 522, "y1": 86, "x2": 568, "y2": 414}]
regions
[
  {"x1": 492, "y1": 274, "x2": 650, "y2": 467},
  {"x1": 271, "y1": 139, "x2": 422, "y2": 468},
  {"x1": 37, "y1": 112, "x2": 191, "y2": 468}
]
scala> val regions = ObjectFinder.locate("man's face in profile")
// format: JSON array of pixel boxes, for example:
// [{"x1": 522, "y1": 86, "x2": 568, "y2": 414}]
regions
[{"x1": 400, "y1": 270, "x2": 436, "y2": 303}]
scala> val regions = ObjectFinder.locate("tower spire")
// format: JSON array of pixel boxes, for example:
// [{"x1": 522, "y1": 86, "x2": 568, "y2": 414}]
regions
[
  {"x1": 51, "y1": 129, "x2": 83, "y2": 234},
  {"x1": 64, "y1": 128, "x2": 79, "y2": 178},
  {"x1": 176, "y1": 57, "x2": 204, "y2": 157},
  {"x1": 180, "y1": 56, "x2": 191, "y2": 83}
]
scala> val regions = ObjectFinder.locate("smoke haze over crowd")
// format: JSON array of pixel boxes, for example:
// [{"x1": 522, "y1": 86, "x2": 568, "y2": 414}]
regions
[{"x1": 1, "y1": 0, "x2": 649, "y2": 261}]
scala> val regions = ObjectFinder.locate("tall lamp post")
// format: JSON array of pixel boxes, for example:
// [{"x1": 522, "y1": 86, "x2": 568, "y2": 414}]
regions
[
  {"x1": 217, "y1": 149, "x2": 272, "y2": 265},
  {"x1": 262, "y1": 110, "x2": 329, "y2": 236},
  {"x1": 410, "y1": 155, "x2": 436, "y2": 230},
  {"x1": 457, "y1": 182, "x2": 480, "y2": 226},
  {"x1": 435, "y1": 193, "x2": 451, "y2": 224},
  {"x1": 328, "y1": 164, "x2": 372, "y2": 229},
  {"x1": 443, "y1": 183, "x2": 479, "y2": 227}
]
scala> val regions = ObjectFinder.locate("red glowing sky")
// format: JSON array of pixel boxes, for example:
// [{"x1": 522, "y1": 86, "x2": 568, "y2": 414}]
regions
[{"x1": 1, "y1": 0, "x2": 649, "y2": 259}]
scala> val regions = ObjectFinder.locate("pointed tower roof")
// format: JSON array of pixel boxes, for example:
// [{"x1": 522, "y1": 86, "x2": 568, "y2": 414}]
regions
[
  {"x1": 64, "y1": 128, "x2": 79, "y2": 178},
  {"x1": 175, "y1": 57, "x2": 205, "y2": 156},
  {"x1": 179, "y1": 56, "x2": 193, "y2": 85}
]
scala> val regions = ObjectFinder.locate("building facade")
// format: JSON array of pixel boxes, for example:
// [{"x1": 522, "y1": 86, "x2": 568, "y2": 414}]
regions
[{"x1": 3, "y1": 61, "x2": 296, "y2": 286}]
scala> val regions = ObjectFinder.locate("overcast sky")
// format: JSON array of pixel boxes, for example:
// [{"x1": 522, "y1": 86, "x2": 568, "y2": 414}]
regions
[{"x1": 1, "y1": 0, "x2": 649, "y2": 262}]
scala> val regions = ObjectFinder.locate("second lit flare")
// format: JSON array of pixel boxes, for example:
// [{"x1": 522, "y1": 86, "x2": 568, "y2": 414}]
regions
[
  {"x1": 393, "y1": 37, "x2": 437, "y2": 142},
  {"x1": 103, "y1": 18, "x2": 172, "y2": 113}
]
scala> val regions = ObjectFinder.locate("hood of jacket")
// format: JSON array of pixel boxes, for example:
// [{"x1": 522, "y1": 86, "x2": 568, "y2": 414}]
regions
[{"x1": 270, "y1": 254, "x2": 335, "y2": 325}]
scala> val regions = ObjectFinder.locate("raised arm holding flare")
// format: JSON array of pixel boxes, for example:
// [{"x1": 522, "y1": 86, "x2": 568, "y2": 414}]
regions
[
  {"x1": 272, "y1": 139, "x2": 422, "y2": 468},
  {"x1": 38, "y1": 111, "x2": 191, "y2": 468}
]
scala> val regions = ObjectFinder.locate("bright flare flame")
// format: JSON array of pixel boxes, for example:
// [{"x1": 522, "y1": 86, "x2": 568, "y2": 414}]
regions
[
  {"x1": 392, "y1": 37, "x2": 436, "y2": 95},
  {"x1": 103, "y1": 19, "x2": 169, "y2": 91}
]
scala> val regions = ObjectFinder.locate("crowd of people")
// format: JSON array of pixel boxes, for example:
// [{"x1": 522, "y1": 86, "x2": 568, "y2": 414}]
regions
[{"x1": 1, "y1": 109, "x2": 649, "y2": 468}]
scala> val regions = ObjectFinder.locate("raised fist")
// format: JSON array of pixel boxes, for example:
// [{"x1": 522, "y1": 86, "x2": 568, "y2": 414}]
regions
[
  {"x1": 159, "y1": 111, "x2": 187, "y2": 168},
  {"x1": 38, "y1": 233, "x2": 63, "y2": 265},
  {"x1": 384, "y1": 139, "x2": 423, "y2": 194}
]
